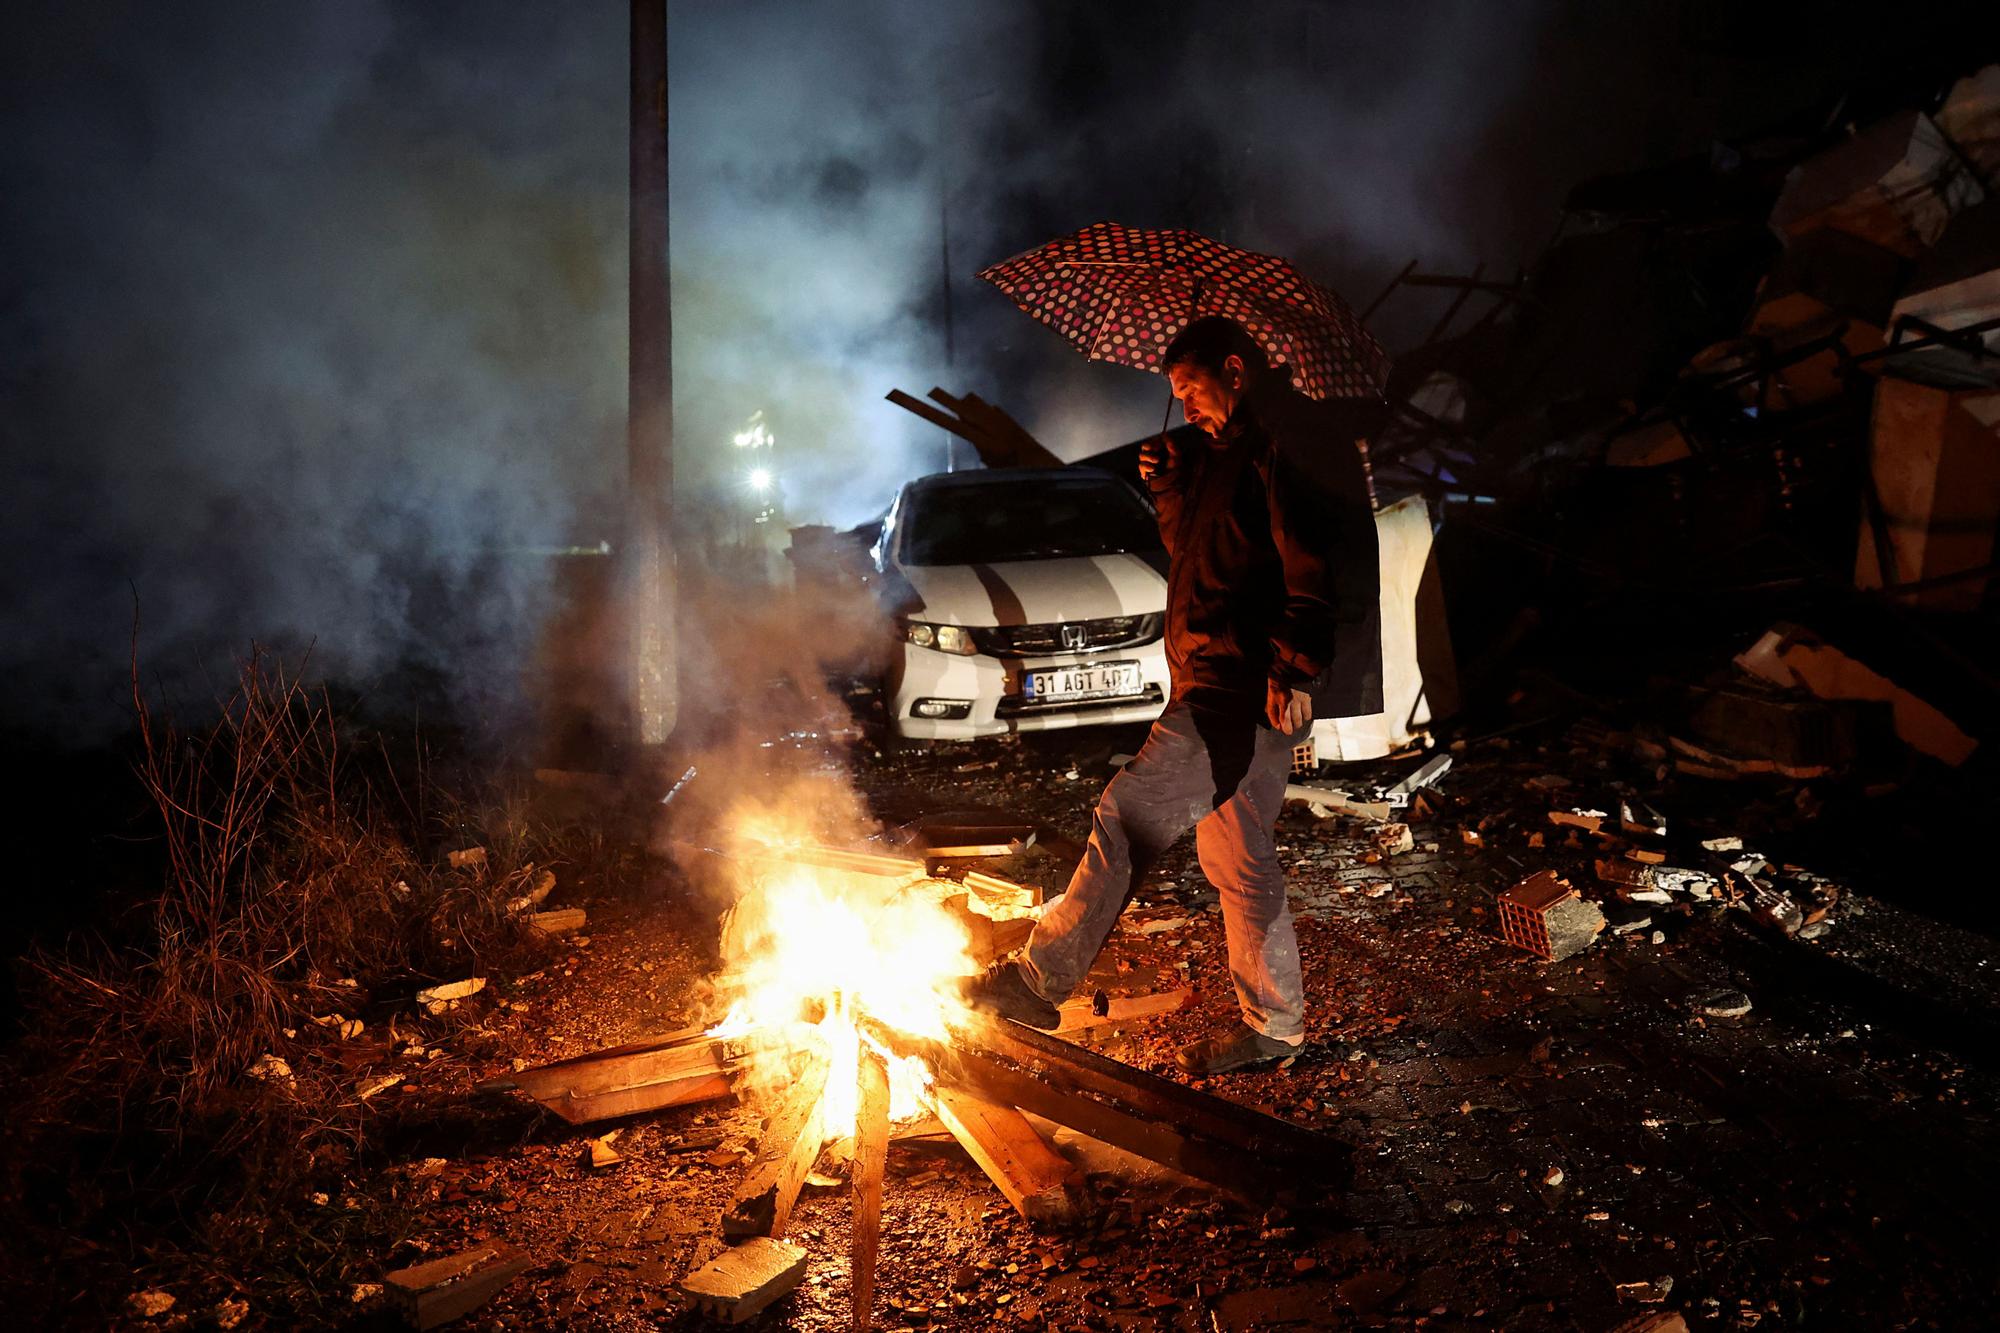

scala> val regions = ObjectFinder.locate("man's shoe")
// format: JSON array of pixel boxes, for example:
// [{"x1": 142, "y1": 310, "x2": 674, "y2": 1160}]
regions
[
  {"x1": 1175, "y1": 1022, "x2": 1300, "y2": 1075},
  {"x1": 958, "y1": 960, "x2": 1062, "y2": 1030}
]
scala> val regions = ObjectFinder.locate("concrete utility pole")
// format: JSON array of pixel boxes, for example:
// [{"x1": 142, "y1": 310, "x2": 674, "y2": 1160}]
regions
[{"x1": 627, "y1": 0, "x2": 676, "y2": 748}]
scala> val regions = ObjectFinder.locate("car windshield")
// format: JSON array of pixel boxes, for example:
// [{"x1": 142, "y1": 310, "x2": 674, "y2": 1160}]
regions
[{"x1": 898, "y1": 475, "x2": 1162, "y2": 566}]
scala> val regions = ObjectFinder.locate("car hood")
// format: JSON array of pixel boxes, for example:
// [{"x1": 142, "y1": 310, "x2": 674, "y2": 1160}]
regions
[{"x1": 899, "y1": 553, "x2": 1165, "y2": 627}]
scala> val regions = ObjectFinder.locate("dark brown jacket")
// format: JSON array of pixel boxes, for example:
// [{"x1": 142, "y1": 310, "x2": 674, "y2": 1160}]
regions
[{"x1": 1147, "y1": 375, "x2": 1383, "y2": 720}]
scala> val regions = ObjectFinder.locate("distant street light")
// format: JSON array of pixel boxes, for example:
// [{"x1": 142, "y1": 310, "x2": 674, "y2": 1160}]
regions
[{"x1": 747, "y1": 466, "x2": 773, "y2": 493}]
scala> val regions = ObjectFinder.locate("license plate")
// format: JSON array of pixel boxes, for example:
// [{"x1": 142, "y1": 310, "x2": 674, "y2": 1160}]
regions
[{"x1": 1022, "y1": 660, "x2": 1142, "y2": 703}]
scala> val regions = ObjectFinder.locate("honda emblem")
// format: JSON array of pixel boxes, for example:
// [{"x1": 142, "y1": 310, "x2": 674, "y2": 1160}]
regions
[{"x1": 1060, "y1": 623, "x2": 1088, "y2": 651}]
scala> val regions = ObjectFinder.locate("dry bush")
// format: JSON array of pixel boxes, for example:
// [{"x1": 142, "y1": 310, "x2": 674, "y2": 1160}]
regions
[{"x1": 10, "y1": 650, "x2": 546, "y2": 1250}]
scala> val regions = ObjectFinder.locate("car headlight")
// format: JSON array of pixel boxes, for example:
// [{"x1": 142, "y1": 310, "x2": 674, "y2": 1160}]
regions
[{"x1": 905, "y1": 620, "x2": 977, "y2": 655}]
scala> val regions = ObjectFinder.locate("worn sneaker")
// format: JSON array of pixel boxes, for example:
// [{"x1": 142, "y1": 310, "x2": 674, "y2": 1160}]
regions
[
  {"x1": 1175, "y1": 1022, "x2": 1300, "y2": 1075},
  {"x1": 958, "y1": 960, "x2": 1062, "y2": 1030}
]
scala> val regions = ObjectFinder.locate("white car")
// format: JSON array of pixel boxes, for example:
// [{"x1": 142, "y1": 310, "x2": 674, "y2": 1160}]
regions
[{"x1": 874, "y1": 468, "x2": 1171, "y2": 740}]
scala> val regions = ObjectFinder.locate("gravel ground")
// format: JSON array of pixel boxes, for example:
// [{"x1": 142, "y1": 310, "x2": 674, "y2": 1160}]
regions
[{"x1": 293, "y1": 706, "x2": 2000, "y2": 1332}]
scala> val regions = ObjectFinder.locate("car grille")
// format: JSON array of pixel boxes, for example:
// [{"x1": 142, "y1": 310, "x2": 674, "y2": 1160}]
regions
[{"x1": 969, "y1": 613, "x2": 1163, "y2": 658}]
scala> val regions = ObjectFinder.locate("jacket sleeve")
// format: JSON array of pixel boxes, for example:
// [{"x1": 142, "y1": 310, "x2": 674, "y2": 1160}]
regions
[
  {"x1": 1146, "y1": 440, "x2": 1190, "y2": 556},
  {"x1": 1264, "y1": 410, "x2": 1380, "y2": 692}
]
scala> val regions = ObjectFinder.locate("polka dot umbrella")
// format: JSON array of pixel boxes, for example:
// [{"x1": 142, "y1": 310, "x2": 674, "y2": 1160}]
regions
[{"x1": 978, "y1": 221, "x2": 1391, "y2": 401}]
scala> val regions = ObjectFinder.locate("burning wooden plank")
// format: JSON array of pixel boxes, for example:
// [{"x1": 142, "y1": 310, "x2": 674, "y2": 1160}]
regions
[
  {"x1": 932, "y1": 1085, "x2": 1082, "y2": 1224},
  {"x1": 478, "y1": 1027, "x2": 748, "y2": 1124},
  {"x1": 850, "y1": 1047, "x2": 891, "y2": 1333},
  {"x1": 723, "y1": 1046, "x2": 832, "y2": 1240},
  {"x1": 873, "y1": 1015, "x2": 1350, "y2": 1197}
]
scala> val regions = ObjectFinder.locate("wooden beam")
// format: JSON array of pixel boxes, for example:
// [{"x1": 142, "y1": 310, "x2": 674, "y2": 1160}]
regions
[
  {"x1": 723, "y1": 1047, "x2": 832, "y2": 1240},
  {"x1": 850, "y1": 1047, "x2": 890, "y2": 1332},
  {"x1": 932, "y1": 1085, "x2": 1082, "y2": 1224},
  {"x1": 866, "y1": 1015, "x2": 1349, "y2": 1197},
  {"x1": 482, "y1": 1027, "x2": 748, "y2": 1124},
  {"x1": 385, "y1": 1240, "x2": 532, "y2": 1330},
  {"x1": 1055, "y1": 986, "x2": 1192, "y2": 1034}
]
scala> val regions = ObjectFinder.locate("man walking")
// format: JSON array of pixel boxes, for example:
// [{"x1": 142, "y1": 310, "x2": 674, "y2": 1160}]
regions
[{"x1": 965, "y1": 315, "x2": 1383, "y2": 1073}]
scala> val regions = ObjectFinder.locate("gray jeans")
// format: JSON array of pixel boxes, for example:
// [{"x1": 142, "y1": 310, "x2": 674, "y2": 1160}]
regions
[{"x1": 1022, "y1": 700, "x2": 1306, "y2": 1039}]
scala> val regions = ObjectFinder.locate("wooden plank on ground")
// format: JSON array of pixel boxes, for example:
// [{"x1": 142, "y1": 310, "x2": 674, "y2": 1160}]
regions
[
  {"x1": 1055, "y1": 986, "x2": 1192, "y2": 1033},
  {"x1": 723, "y1": 1047, "x2": 832, "y2": 1240},
  {"x1": 932, "y1": 1085, "x2": 1082, "y2": 1224},
  {"x1": 867, "y1": 1016, "x2": 1349, "y2": 1197},
  {"x1": 850, "y1": 1048, "x2": 890, "y2": 1332},
  {"x1": 385, "y1": 1239, "x2": 532, "y2": 1330},
  {"x1": 482, "y1": 1028, "x2": 749, "y2": 1125}
]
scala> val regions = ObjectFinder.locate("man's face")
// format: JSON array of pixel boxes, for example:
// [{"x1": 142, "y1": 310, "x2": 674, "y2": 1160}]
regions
[{"x1": 1167, "y1": 356, "x2": 1245, "y2": 437}]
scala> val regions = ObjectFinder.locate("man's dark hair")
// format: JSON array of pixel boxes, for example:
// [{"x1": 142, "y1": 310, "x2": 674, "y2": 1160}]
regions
[{"x1": 1163, "y1": 315, "x2": 1269, "y2": 378}]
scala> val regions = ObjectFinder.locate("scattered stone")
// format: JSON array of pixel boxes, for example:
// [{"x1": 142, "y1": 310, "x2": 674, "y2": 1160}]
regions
[
  {"x1": 1693, "y1": 988, "x2": 1753, "y2": 1019},
  {"x1": 213, "y1": 1297, "x2": 250, "y2": 1329},
  {"x1": 1615, "y1": 1276, "x2": 1675, "y2": 1304},
  {"x1": 128, "y1": 1290, "x2": 175, "y2": 1319},
  {"x1": 417, "y1": 977, "x2": 487, "y2": 1015},
  {"x1": 356, "y1": 1072, "x2": 404, "y2": 1101},
  {"x1": 582, "y1": 1131, "x2": 625, "y2": 1171},
  {"x1": 446, "y1": 846, "x2": 488, "y2": 870},
  {"x1": 506, "y1": 868, "x2": 558, "y2": 914},
  {"x1": 1373, "y1": 823, "x2": 1415, "y2": 856},
  {"x1": 245, "y1": 1054, "x2": 293, "y2": 1086}
]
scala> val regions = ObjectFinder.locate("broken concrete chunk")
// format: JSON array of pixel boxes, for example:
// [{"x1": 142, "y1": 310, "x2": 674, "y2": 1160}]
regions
[
  {"x1": 678, "y1": 1237, "x2": 808, "y2": 1324},
  {"x1": 1373, "y1": 823, "x2": 1415, "y2": 857},
  {"x1": 1548, "y1": 808, "x2": 1608, "y2": 833},
  {"x1": 417, "y1": 977, "x2": 487, "y2": 1015},
  {"x1": 446, "y1": 846, "x2": 487, "y2": 870},
  {"x1": 384, "y1": 1240, "x2": 532, "y2": 1330},
  {"x1": 505, "y1": 868, "x2": 557, "y2": 914}
]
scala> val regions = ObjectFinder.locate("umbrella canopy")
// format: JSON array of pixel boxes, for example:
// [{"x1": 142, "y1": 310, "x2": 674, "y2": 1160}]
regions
[{"x1": 979, "y1": 221, "x2": 1390, "y2": 401}]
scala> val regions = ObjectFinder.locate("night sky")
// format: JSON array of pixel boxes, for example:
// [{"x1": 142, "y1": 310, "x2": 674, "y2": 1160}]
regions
[{"x1": 1, "y1": 1, "x2": 1985, "y2": 737}]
